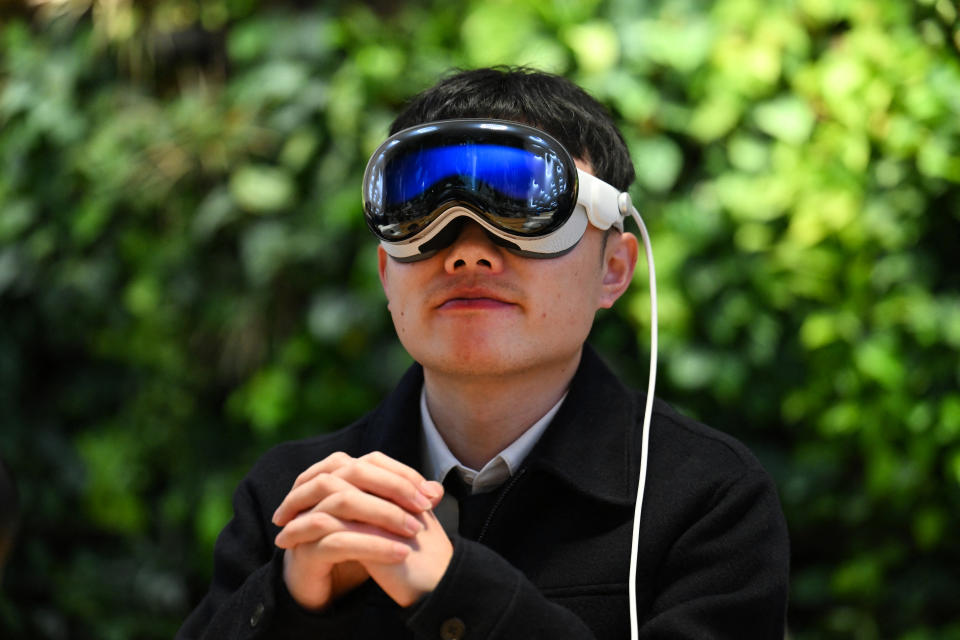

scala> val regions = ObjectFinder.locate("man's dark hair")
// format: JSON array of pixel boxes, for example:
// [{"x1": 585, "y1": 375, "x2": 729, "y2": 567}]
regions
[{"x1": 390, "y1": 67, "x2": 636, "y2": 192}]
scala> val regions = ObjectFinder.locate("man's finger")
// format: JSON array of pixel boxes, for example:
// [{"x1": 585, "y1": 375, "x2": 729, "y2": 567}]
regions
[
  {"x1": 313, "y1": 530, "x2": 411, "y2": 565},
  {"x1": 275, "y1": 510, "x2": 344, "y2": 549},
  {"x1": 275, "y1": 512, "x2": 415, "y2": 550},
  {"x1": 317, "y1": 489, "x2": 425, "y2": 538},
  {"x1": 333, "y1": 458, "x2": 438, "y2": 514},
  {"x1": 273, "y1": 472, "x2": 355, "y2": 526},
  {"x1": 278, "y1": 452, "x2": 443, "y2": 526},
  {"x1": 359, "y1": 451, "x2": 441, "y2": 500},
  {"x1": 290, "y1": 451, "x2": 354, "y2": 490},
  {"x1": 276, "y1": 487, "x2": 426, "y2": 538}
]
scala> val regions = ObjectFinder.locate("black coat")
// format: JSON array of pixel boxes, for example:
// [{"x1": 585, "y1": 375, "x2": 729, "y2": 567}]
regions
[{"x1": 177, "y1": 345, "x2": 790, "y2": 639}]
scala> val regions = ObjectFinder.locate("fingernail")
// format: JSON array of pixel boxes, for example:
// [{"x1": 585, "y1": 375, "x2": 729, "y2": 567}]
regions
[
  {"x1": 392, "y1": 543, "x2": 410, "y2": 560},
  {"x1": 421, "y1": 480, "x2": 442, "y2": 499},
  {"x1": 413, "y1": 493, "x2": 432, "y2": 510},
  {"x1": 404, "y1": 514, "x2": 424, "y2": 535},
  {"x1": 271, "y1": 510, "x2": 280, "y2": 525}
]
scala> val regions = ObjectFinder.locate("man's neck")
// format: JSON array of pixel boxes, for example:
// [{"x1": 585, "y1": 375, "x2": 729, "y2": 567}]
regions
[{"x1": 421, "y1": 348, "x2": 582, "y2": 470}]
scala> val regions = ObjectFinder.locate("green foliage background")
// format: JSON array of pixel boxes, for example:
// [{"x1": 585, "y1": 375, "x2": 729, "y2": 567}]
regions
[{"x1": 1, "y1": 0, "x2": 959, "y2": 637}]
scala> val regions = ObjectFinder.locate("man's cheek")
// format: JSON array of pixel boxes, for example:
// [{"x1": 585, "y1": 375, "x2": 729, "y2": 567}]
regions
[{"x1": 390, "y1": 307, "x2": 408, "y2": 337}]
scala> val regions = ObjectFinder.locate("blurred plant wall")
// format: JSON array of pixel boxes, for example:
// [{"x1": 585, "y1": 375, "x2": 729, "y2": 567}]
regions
[{"x1": 1, "y1": 0, "x2": 959, "y2": 638}]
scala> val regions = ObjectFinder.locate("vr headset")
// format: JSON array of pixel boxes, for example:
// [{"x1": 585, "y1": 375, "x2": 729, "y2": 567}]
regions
[{"x1": 362, "y1": 119, "x2": 631, "y2": 261}]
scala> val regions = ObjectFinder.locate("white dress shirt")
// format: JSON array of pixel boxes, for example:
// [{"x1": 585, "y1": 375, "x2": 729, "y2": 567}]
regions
[{"x1": 419, "y1": 386, "x2": 567, "y2": 494}]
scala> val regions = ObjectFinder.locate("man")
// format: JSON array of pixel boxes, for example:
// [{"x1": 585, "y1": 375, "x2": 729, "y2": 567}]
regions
[{"x1": 178, "y1": 67, "x2": 789, "y2": 639}]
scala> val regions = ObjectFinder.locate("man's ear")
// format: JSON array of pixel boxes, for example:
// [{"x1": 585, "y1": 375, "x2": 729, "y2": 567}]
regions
[
  {"x1": 377, "y1": 245, "x2": 391, "y2": 301},
  {"x1": 598, "y1": 231, "x2": 639, "y2": 309}
]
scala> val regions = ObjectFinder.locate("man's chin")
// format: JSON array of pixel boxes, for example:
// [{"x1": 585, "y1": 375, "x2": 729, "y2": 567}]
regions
[
  {"x1": 413, "y1": 346, "x2": 532, "y2": 378},
  {"x1": 412, "y1": 341, "x2": 584, "y2": 382}
]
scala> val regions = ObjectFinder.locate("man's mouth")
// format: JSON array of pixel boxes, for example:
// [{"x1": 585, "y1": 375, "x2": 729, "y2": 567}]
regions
[
  {"x1": 435, "y1": 286, "x2": 517, "y2": 311},
  {"x1": 438, "y1": 297, "x2": 515, "y2": 310}
]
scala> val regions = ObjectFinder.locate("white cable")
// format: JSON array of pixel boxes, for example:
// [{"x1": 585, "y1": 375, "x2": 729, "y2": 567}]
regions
[{"x1": 627, "y1": 206, "x2": 658, "y2": 640}]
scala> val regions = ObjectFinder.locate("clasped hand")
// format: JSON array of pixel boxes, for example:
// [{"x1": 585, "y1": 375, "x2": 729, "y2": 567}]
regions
[{"x1": 272, "y1": 451, "x2": 452, "y2": 610}]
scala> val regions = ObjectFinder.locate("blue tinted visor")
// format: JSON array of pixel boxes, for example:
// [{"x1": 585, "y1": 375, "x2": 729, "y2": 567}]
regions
[{"x1": 363, "y1": 120, "x2": 579, "y2": 242}]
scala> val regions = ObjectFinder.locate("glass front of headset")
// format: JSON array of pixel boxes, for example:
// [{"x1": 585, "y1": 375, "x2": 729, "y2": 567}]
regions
[{"x1": 363, "y1": 122, "x2": 578, "y2": 242}]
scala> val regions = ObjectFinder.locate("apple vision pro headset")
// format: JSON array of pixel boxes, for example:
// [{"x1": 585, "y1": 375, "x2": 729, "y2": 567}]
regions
[{"x1": 363, "y1": 119, "x2": 658, "y2": 640}]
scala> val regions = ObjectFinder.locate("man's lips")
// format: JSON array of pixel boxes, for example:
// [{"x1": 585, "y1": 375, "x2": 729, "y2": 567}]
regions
[
  {"x1": 437, "y1": 297, "x2": 515, "y2": 310},
  {"x1": 433, "y1": 286, "x2": 518, "y2": 310}
]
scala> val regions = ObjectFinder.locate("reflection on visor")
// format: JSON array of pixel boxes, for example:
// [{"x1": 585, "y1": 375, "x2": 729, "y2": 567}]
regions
[{"x1": 384, "y1": 144, "x2": 564, "y2": 204}]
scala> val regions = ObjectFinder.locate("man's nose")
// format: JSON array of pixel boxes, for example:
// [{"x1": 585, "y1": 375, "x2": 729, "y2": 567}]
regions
[{"x1": 443, "y1": 221, "x2": 505, "y2": 274}]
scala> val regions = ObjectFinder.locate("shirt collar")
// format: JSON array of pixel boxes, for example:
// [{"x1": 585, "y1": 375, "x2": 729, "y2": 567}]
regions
[{"x1": 419, "y1": 386, "x2": 566, "y2": 494}]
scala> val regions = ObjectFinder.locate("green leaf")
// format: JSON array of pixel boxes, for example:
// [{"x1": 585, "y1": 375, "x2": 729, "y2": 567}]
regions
[
  {"x1": 753, "y1": 96, "x2": 815, "y2": 144},
  {"x1": 75, "y1": 429, "x2": 148, "y2": 535},
  {"x1": 832, "y1": 555, "x2": 883, "y2": 598},
  {"x1": 230, "y1": 164, "x2": 296, "y2": 214},
  {"x1": 0, "y1": 199, "x2": 35, "y2": 242},
  {"x1": 237, "y1": 367, "x2": 297, "y2": 435},
  {"x1": 622, "y1": 17, "x2": 712, "y2": 73},
  {"x1": 196, "y1": 479, "x2": 234, "y2": 552},
  {"x1": 564, "y1": 21, "x2": 619, "y2": 73},
  {"x1": 240, "y1": 221, "x2": 291, "y2": 285},
  {"x1": 308, "y1": 293, "x2": 359, "y2": 342},
  {"x1": 949, "y1": 449, "x2": 960, "y2": 486},
  {"x1": 715, "y1": 172, "x2": 792, "y2": 221},
  {"x1": 461, "y1": 2, "x2": 537, "y2": 67},
  {"x1": 688, "y1": 94, "x2": 743, "y2": 142},
  {"x1": 355, "y1": 45, "x2": 406, "y2": 80},
  {"x1": 192, "y1": 187, "x2": 237, "y2": 240},
  {"x1": 854, "y1": 335, "x2": 905, "y2": 389},
  {"x1": 124, "y1": 275, "x2": 162, "y2": 317},
  {"x1": 913, "y1": 507, "x2": 946, "y2": 550},
  {"x1": 631, "y1": 136, "x2": 683, "y2": 193},
  {"x1": 668, "y1": 348, "x2": 719, "y2": 389}
]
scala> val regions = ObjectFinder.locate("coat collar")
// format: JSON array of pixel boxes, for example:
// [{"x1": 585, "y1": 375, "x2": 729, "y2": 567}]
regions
[
  {"x1": 359, "y1": 344, "x2": 641, "y2": 507},
  {"x1": 523, "y1": 344, "x2": 640, "y2": 506}
]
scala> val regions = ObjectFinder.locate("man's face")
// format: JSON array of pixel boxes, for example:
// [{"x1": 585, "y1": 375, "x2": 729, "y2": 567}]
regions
[{"x1": 377, "y1": 162, "x2": 638, "y2": 379}]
